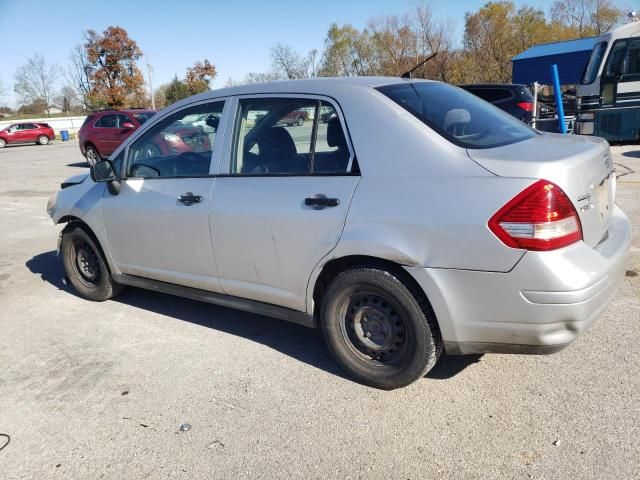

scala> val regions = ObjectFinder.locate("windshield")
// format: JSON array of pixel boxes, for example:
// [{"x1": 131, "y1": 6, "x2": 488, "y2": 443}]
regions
[
  {"x1": 132, "y1": 112, "x2": 155, "y2": 124},
  {"x1": 582, "y1": 42, "x2": 607, "y2": 84},
  {"x1": 377, "y1": 82, "x2": 536, "y2": 149}
]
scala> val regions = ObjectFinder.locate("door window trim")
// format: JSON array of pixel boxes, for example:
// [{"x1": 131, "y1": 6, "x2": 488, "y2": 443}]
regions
[
  {"x1": 220, "y1": 93, "x2": 358, "y2": 177},
  {"x1": 120, "y1": 98, "x2": 231, "y2": 180}
]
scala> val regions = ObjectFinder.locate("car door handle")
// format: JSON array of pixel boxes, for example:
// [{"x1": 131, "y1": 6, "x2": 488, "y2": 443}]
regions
[
  {"x1": 304, "y1": 195, "x2": 340, "y2": 209},
  {"x1": 178, "y1": 192, "x2": 203, "y2": 206}
]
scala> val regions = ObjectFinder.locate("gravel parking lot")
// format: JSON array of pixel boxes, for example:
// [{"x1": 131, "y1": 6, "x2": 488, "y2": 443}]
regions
[{"x1": 0, "y1": 140, "x2": 638, "y2": 479}]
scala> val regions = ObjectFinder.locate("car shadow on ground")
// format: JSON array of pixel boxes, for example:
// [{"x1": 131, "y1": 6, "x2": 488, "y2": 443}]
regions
[
  {"x1": 66, "y1": 162, "x2": 89, "y2": 168},
  {"x1": 26, "y1": 250, "x2": 482, "y2": 383}
]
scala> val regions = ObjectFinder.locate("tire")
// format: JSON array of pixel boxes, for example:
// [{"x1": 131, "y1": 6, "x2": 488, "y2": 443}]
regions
[
  {"x1": 320, "y1": 266, "x2": 441, "y2": 389},
  {"x1": 296, "y1": 116, "x2": 305, "y2": 126},
  {"x1": 84, "y1": 145, "x2": 100, "y2": 166},
  {"x1": 37, "y1": 135, "x2": 50, "y2": 145},
  {"x1": 61, "y1": 224, "x2": 122, "y2": 301},
  {"x1": 0, "y1": 138, "x2": 6, "y2": 148}
]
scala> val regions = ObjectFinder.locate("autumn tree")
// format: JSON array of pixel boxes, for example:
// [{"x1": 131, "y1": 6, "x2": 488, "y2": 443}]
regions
[
  {"x1": 83, "y1": 26, "x2": 146, "y2": 108},
  {"x1": 14, "y1": 54, "x2": 60, "y2": 115},
  {"x1": 550, "y1": 0, "x2": 625, "y2": 37},
  {"x1": 185, "y1": 59, "x2": 217, "y2": 94}
]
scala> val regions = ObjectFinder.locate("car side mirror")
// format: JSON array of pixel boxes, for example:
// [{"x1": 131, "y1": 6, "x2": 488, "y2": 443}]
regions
[
  {"x1": 91, "y1": 159, "x2": 116, "y2": 182},
  {"x1": 121, "y1": 122, "x2": 135, "y2": 129},
  {"x1": 91, "y1": 159, "x2": 121, "y2": 195}
]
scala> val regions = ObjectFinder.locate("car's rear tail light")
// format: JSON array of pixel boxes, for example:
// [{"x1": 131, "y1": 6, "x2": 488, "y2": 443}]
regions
[
  {"x1": 516, "y1": 102, "x2": 534, "y2": 112},
  {"x1": 488, "y1": 180, "x2": 582, "y2": 251}
]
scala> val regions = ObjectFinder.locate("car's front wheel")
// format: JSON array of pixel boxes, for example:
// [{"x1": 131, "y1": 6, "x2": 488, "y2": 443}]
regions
[
  {"x1": 320, "y1": 266, "x2": 441, "y2": 389},
  {"x1": 0, "y1": 138, "x2": 6, "y2": 148},
  {"x1": 296, "y1": 116, "x2": 305, "y2": 126},
  {"x1": 84, "y1": 145, "x2": 100, "y2": 166},
  {"x1": 61, "y1": 224, "x2": 122, "y2": 301},
  {"x1": 37, "y1": 135, "x2": 50, "y2": 145}
]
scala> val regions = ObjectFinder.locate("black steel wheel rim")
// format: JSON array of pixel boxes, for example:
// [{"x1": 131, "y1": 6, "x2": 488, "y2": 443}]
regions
[
  {"x1": 339, "y1": 289, "x2": 408, "y2": 365},
  {"x1": 72, "y1": 239, "x2": 101, "y2": 287}
]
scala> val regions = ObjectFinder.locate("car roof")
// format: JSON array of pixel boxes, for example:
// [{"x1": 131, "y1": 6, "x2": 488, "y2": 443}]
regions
[
  {"x1": 460, "y1": 83, "x2": 526, "y2": 89},
  {"x1": 167, "y1": 77, "x2": 436, "y2": 109}
]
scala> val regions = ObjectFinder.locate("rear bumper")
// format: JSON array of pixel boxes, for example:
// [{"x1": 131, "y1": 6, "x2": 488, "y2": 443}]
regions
[{"x1": 407, "y1": 205, "x2": 632, "y2": 355}]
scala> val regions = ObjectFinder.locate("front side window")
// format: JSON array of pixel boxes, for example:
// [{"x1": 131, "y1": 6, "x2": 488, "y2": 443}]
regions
[
  {"x1": 127, "y1": 101, "x2": 224, "y2": 178},
  {"x1": 378, "y1": 82, "x2": 536, "y2": 149},
  {"x1": 604, "y1": 40, "x2": 628, "y2": 76},
  {"x1": 131, "y1": 111, "x2": 155, "y2": 125},
  {"x1": 621, "y1": 38, "x2": 640, "y2": 76},
  {"x1": 231, "y1": 98, "x2": 351, "y2": 174},
  {"x1": 582, "y1": 41, "x2": 608, "y2": 84}
]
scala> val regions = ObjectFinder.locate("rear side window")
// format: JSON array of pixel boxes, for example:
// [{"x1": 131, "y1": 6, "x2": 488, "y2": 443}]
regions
[
  {"x1": 582, "y1": 42, "x2": 608, "y2": 84},
  {"x1": 95, "y1": 114, "x2": 117, "y2": 128},
  {"x1": 378, "y1": 82, "x2": 536, "y2": 149},
  {"x1": 231, "y1": 98, "x2": 351, "y2": 175},
  {"x1": 471, "y1": 88, "x2": 512, "y2": 103},
  {"x1": 81, "y1": 115, "x2": 95, "y2": 128}
]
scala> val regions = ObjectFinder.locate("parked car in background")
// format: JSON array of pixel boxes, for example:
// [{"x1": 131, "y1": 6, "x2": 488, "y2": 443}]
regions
[
  {"x1": 78, "y1": 109, "x2": 156, "y2": 165},
  {"x1": 48, "y1": 78, "x2": 630, "y2": 390},
  {"x1": 0, "y1": 122, "x2": 55, "y2": 148},
  {"x1": 276, "y1": 108, "x2": 309, "y2": 126},
  {"x1": 460, "y1": 83, "x2": 552, "y2": 124}
]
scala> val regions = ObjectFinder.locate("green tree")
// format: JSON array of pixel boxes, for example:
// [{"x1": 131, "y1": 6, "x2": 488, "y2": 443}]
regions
[
  {"x1": 164, "y1": 75, "x2": 189, "y2": 105},
  {"x1": 550, "y1": 0, "x2": 625, "y2": 37}
]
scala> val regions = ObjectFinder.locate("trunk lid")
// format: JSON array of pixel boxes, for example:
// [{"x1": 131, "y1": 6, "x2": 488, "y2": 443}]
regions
[{"x1": 468, "y1": 132, "x2": 614, "y2": 247}]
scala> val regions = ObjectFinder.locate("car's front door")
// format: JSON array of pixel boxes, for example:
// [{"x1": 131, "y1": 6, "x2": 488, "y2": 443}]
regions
[
  {"x1": 93, "y1": 114, "x2": 118, "y2": 155},
  {"x1": 100, "y1": 99, "x2": 228, "y2": 292},
  {"x1": 210, "y1": 96, "x2": 359, "y2": 311},
  {"x1": 19, "y1": 123, "x2": 38, "y2": 142}
]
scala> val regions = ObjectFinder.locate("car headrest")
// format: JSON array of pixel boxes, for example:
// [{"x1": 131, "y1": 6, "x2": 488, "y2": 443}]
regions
[
  {"x1": 443, "y1": 109, "x2": 471, "y2": 132},
  {"x1": 259, "y1": 126, "x2": 297, "y2": 159},
  {"x1": 327, "y1": 116, "x2": 347, "y2": 149}
]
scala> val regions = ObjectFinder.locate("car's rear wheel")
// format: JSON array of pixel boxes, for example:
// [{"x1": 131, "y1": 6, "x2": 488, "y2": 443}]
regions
[
  {"x1": 296, "y1": 116, "x2": 305, "y2": 126},
  {"x1": 320, "y1": 266, "x2": 441, "y2": 390},
  {"x1": 84, "y1": 145, "x2": 100, "y2": 166},
  {"x1": 61, "y1": 224, "x2": 122, "y2": 301},
  {"x1": 37, "y1": 135, "x2": 50, "y2": 145},
  {"x1": 0, "y1": 138, "x2": 6, "y2": 148}
]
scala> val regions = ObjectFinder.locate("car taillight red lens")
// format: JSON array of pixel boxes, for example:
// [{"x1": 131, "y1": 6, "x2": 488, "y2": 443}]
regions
[
  {"x1": 488, "y1": 180, "x2": 582, "y2": 251},
  {"x1": 517, "y1": 102, "x2": 534, "y2": 112}
]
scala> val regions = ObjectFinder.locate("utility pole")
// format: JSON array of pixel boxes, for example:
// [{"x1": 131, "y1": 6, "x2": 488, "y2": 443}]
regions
[{"x1": 146, "y1": 53, "x2": 155, "y2": 110}]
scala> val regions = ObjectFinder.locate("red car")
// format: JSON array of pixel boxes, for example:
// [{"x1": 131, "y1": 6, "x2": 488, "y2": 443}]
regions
[
  {"x1": 0, "y1": 122, "x2": 55, "y2": 148},
  {"x1": 78, "y1": 109, "x2": 155, "y2": 165}
]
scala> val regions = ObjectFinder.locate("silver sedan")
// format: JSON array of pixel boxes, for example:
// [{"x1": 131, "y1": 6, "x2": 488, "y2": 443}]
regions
[{"x1": 47, "y1": 77, "x2": 631, "y2": 389}]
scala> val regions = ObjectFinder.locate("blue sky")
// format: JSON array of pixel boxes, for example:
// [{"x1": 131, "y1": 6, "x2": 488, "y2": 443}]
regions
[{"x1": 0, "y1": 0, "x2": 555, "y2": 107}]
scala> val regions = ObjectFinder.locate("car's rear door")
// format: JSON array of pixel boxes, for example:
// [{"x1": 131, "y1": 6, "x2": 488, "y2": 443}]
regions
[
  {"x1": 210, "y1": 95, "x2": 359, "y2": 311},
  {"x1": 100, "y1": 99, "x2": 230, "y2": 291}
]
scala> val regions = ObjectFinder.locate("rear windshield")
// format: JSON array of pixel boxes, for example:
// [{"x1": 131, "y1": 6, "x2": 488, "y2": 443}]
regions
[
  {"x1": 377, "y1": 82, "x2": 536, "y2": 149},
  {"x1": 582, "y1": 42, "x2": 607, "y2": 85},
  {"x1": 131, "y1": 112, "x2": 155, "y2": 124}
]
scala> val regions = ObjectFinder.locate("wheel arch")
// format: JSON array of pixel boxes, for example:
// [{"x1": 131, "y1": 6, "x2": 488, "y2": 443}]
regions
[
  {"x1": 58, "y1": 216, "x2": 114, "y2": 275},
  {"x1": 309, "y1": 254, "x2": 441, "y2": 336}
]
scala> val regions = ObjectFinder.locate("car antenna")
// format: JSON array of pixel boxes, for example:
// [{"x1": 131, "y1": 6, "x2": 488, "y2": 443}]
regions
[{"x1": 401, "y1": 52, "x2": 438, "y2": 79}]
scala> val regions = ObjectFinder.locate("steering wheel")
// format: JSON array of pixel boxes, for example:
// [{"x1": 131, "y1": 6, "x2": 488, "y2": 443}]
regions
[{"x1": 174, "y1": 151, "x2": 208, "y2": 176}]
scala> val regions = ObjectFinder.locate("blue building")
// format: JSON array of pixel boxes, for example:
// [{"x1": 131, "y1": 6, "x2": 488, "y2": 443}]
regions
[{"x1": 512, "y1": 37, "x2": 597, "y2": 85}]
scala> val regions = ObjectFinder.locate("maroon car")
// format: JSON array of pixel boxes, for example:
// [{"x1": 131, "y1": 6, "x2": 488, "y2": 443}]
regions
[
  {"x1": 78, "y1": 109, "x2": 155, "y2": 165},
  {"x1": 0, "y1": 122, "x2": 55, "y2": 148}
]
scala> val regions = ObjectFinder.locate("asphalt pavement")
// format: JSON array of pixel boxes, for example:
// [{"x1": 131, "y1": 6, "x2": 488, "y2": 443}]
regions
[{"x1": 0, "y1": 140, "x2": 638, "y2": 479}]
